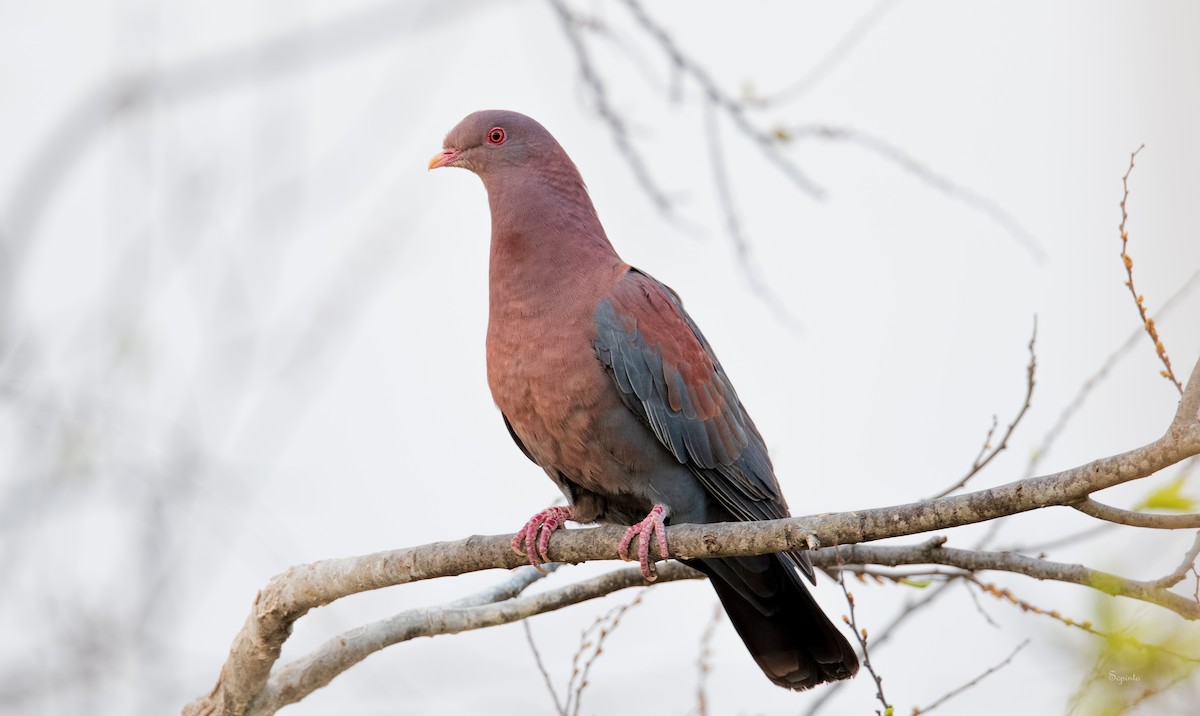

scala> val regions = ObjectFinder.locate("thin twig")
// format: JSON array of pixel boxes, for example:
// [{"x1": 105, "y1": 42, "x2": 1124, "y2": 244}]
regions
[
  {"x1": 929, "y1": 318, "x2": 1037, "y2": 499},
  {"x1": 914, "y1": 639, "x2": 1029, "y2": 714},
  {"x1": 568, "y1": 593, "x2": 644, "y2": 716},
  {"x1": 702, "y1": 98, "x2": 805, "y2": 334},
  {"x1": 547, "y1": 0, "x2": 674, "y2": 213},
  {"x1": 1119, "y1": 144, "x2": 1182, "y2": 393},
  {"x1": 784, "y1": 123, "x2": 1045, "y2": 260},
  {"x1": 821, "y1": 539, "x2": 1200, "y2": 619},
  {"x1": 837, "y1": 554, "x2": 892, "y2": 715},
  {"x1": 745, "y1": 0, "x2": 903, "y2": 107},
  {"x1": 1001, "y1": 523, "x2": 1114, "y2": 556},
  {"x1": 616, "y1": 0, "x2": 823, "y2": 197},
  {"x1": 1149, "y1": 530, "x2": 1200, "y2": 590},
  {"x1": 962, "y1": 577, "x2": 1001, "y2": 628},
  {"x1": 1072, "y1": 498, "x2": 1200, "y2": 529},
  {"x1": 522, "y1": 621, "x2": 567, "y2": 716},
  {"x1": 1025, "y1": 269, "x2": 1200, "y2": 479},
  {"x1": 1123, "y1": 669, "x2": 1198, "y2": 713},
  {"x1": 965, "y1": 576, "x2": 1200, "y2": 664},
  {"x1": 803, "y1": 576, "x2": 961, "y2": 716},
  {"x1": 694, "y1": 602, "x2": 722, "y2": 716}
]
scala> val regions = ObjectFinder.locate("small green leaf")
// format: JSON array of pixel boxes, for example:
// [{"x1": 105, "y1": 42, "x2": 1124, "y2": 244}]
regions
[
  {"x1": 1133, "y1": 475, "x2": 1196, "y2": 512},
  {"x1": 899, "y1": 578, "x2": 932, "y2": 589}
]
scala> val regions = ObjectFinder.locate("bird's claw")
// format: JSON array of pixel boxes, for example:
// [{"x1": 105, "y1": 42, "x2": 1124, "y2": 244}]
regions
[
  {"x1": 511, "y1": 506, "x2": 573, "y2": 571},
  {"x1": 618, "y1": 504, "x2": 670, "y2": 581}
]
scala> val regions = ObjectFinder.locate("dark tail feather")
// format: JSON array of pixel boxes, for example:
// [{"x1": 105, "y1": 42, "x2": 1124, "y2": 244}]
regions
[{"x1": 685, "y1": 553, "x2": 859, "y2": 690}]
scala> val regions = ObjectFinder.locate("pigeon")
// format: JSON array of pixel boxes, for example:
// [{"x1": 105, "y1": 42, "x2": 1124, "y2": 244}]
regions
[{"x1": 429, "y1": 110, "x2": 858, "y2": 690}]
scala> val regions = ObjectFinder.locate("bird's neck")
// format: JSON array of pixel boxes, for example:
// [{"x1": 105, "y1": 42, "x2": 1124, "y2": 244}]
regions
[{"x1": 484, "y1": 166, "x2": 622, "y2": 314}]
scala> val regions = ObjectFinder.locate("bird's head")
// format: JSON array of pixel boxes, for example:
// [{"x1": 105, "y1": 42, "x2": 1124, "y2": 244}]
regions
[{"x1": 428, "y1": 110, "x2": 563, "y2": 177}]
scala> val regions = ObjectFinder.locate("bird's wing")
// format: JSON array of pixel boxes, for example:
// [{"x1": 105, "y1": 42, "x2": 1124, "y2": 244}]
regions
[
  {"x1": 502, "y1": 413, "x2": 536, "y2": 463},
  {"x1": 593, "y1": 268, "x2": 793, "y2": 526}
]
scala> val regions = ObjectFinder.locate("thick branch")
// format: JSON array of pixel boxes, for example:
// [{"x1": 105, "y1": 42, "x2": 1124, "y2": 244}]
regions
[
  {"x1": 251, "y1": 535, "x2": 1200, "y2": 715},
  {"x1": 186, "y1": 353, "x2": 1200, "y2": 715},
  {"x1": 249, "y1": 562, "x2": 702, "y2": 715}
]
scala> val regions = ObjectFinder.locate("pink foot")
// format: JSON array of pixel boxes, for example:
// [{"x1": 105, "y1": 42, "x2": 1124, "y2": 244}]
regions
[
  {"x1": 511, "y1": 506, "x2": 574, "y2": 571},
  {"x1": 618, "y1": 505, "x2": 670, "y2": 581}
]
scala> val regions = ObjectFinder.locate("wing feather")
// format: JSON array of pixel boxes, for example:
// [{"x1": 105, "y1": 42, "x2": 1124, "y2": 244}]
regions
[{"x1": 594, "y1": 268, "x2": 790, "y2": 522}]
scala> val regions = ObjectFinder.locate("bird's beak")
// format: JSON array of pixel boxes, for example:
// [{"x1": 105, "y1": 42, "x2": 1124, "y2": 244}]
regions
[{"x1": 428, "y1": 149, "x2": 461, "y2": 170}]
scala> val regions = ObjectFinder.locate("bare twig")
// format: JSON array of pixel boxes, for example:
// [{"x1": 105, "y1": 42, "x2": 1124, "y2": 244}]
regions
[
  {"x1": 1002, "y1": 523, "x2": 1115, "y2": 556},
  {"x1": 2, "y1": 0, "x2": 481, "y2": 262},
  {"x1": 1026, "y1": 270, "x2": 1200, "y2": 478},
  {"x1": 822, "y1": 539, "x2": 1200, "y2": 620},
  {"x1": 1073, "y1": 498, "x2": 1200, "y2": 529},
  {"x1": 567, "y1": 592, "x2": 645, "y2": 716},
  {"x1": 929, "y1": 318, "x2": 1037, "y2": 499},
  {"x1": 1118, "y1": 144, "x2": 1183, "y2": 393},
  {"x1": 615, "y1": 0, "x2": 823, "y2": 197},
  {"x1": 1123, "y1": 669, "x2": 1199, "y2": 713},
  {"x1": 547, "y1": 0, "x2": 674, "y2": 213},
  {"x1": 784, "y1": 123, "x2": 1045, "y2": 260},
  {"x1": 966, "y1": 576, "x2": 1200, "y2": 664},
  {"x1": 746, "y1": 0, "x2": 903, "y2": 107},
  {"x1": 913, "y1": 639, "x2": 1029, "y2": 714},
  {"x1": 522, "y1": 621, "x2": 567, "y2": 716},
  {"x1": 1149, "y1": 530, "x2": 1200, "y2": 590},
  {"x1": 804, "y1": 576, "x2": 961, "y2": 716},
  {"x1": 962, "y1": 576, "x2": 1001, "y2": 628},
  {"x1": 837, "y1": 565, "x2": 892, "y2": 715},
  {"x1": 702, "y1": 99, "x2": 805, "y2": 334},
  {"x1": 694, "y1": 602, "x2": 721, "y2": 716}
]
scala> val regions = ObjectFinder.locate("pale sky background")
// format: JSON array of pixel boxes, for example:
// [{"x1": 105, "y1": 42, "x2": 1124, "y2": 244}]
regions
[{"x1": 2, "y1": 1, "x2": 1199, "y2": 714}]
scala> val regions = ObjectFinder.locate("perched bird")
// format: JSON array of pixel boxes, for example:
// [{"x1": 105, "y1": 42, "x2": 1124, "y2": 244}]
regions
[{"x1": 429, "y1": 110, "x2": 858, "y2": 690}]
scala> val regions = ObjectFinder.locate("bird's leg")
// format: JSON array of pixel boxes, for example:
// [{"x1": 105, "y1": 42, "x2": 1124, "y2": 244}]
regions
[
  {"x1": 511, "y1": 506, "x2": 574, "y2": 571},
  {"x1": 618, "y1": 504, "x2": 670, "y2": 581}
]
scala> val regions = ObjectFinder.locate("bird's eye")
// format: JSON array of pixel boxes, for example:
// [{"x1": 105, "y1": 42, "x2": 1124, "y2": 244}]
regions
[{"x1": 487, "y1": 127, "x2": 506, "y2": 145}]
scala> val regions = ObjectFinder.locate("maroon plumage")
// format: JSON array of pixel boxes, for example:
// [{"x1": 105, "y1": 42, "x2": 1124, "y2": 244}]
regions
[{"x1": 429, "y1": 110, "x2": 858, "y2": 690}]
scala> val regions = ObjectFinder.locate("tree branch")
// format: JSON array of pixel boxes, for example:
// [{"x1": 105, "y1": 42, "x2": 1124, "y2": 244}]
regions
[
  {"x1": 1024, "y1": 269, "x2": 1200, "y2": 479},
  {"x1": 1072, "y1": 498, "x2": 1200, "y2": 529},
  {"x1": 1118, "y1": 144, "x2": 1183, "y2": 393},
  {"x1": 220, "y1": 563, "x2": 701, "y2": 716},
  {"x1": 185, "y1": 351, "x2": 1200, "y2": 715},
  {"x1": 837, "y1": 565, "x2": 892, "y2": 715},
  {"x1": 803, "y1": 576, "x2": 963, "y2": 716},
  {"x1": 784, "y1": 123, "x2": 1045, "y2": 260},
  {"x1": 929, "y1": 318, "x2": 1037, "y2": 499},
  {"x1": 546, "y1": 0, "x2": 674, "y2": 214},
  {"x1": 914, "y1": 639, "x2": 1029, "y2": 714},
  {"x1": 615, "y1": 0, "x2": 823, "y2": 197},
  {"x1": 817, "y1": 540, "x2": 1200, "y2": 620}
]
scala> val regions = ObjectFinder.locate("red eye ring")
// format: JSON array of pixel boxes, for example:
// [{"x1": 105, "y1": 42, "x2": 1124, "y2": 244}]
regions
[{"x1": 487, "y1": 127, "x2": 506, "y2": 145}]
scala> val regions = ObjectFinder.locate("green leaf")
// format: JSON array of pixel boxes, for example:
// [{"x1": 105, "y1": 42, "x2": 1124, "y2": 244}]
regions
[
  {"x1": 899, "y1": 578, "x2": 932, "y2": 589},
  {"x1": 1133, "y1": 475, "x2": 1196, "y2": 512}
]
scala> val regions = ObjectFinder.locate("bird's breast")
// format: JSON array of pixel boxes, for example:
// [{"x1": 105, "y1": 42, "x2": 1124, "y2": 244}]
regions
[{"x1": 486, "y1": 296, "x2": 607, "y2": 468}]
